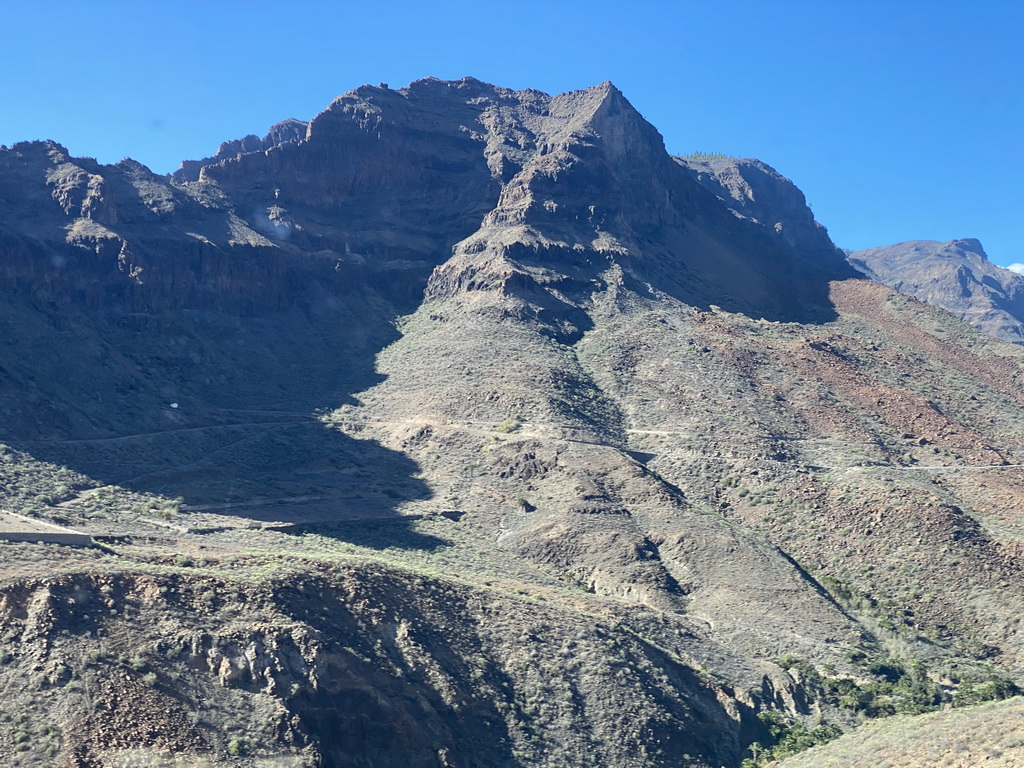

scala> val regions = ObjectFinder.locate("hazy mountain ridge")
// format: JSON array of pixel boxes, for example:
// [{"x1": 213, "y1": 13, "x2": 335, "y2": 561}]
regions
[
  {"x1": 2, "y1": 78, "x2": 1024, "y2": 767},
  {"x1": 846, "y1": 239, "x2": 1024, "y2": 344}
]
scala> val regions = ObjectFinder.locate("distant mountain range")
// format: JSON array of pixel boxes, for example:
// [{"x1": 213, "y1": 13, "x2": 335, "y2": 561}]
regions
[
  {"x1": 846, "y1": 238, "x2": 1024, "y2": 344},
  {"x1": 2, "y1": 78, "x2": 1024, "y2": 768}
]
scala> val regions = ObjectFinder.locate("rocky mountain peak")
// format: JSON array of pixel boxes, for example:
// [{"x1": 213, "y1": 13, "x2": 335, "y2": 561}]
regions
[
  {"x1": 171, "y1": 117, "x2": 309, "y2": 184},
  {"x1": 2, "y1": 78, "x2": 858, "y2": 328},
  {"x1": 675, "y1": 154, "x2": 846, "y2": 268},
  {"x1": 951, "y1": 237, "x2": 987, "y2": 257}
]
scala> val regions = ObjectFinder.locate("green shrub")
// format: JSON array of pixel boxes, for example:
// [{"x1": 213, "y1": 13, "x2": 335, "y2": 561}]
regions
[
  {"x1": 497, "y1": 416, "x2": 521, "y2": 433},
  {"x1": 742, "y1": 712, "x2": 842, "y2": 767}
]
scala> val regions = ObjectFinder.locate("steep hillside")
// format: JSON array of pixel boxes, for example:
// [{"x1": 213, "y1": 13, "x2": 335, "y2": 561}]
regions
[
  {"x1": 3, "y1": 78, "x2": 1024, "y2": 768},
  {"x1": 0, "y1": 556, "x2": 759, "y2": 768},
  {"x1": 848, "y1": 239, "x2": 1024, "y2": 344}
]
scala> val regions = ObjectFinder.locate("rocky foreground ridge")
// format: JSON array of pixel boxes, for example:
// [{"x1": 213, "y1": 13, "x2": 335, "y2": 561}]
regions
[{"x1": 2, "y1": 78, "x2": 1024, "y2": 768}]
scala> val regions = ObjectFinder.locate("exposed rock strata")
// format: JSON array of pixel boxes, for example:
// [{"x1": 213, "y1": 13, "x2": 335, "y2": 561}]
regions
[{"x1": 0, "y1": 565, "x2": 760, "y2": 768}]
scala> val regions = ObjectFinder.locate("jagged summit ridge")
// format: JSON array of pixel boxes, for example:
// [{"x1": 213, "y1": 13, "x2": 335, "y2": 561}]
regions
[
  {"x1": 675, "y1": 154, "x2": 845, "y2": 265},
  {"x1": 173, "y1": 117, "x2": 309, "y2": 183},
  {"x1": 1, "y1": 77, "x2": 853, "y2": 323}
]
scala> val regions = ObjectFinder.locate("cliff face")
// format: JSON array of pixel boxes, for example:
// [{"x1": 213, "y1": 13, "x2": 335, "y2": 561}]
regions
[
  {"x1": 0, "y1": 140, "x2": 319, "y2": 315},
  {"x1": 1, "y1": 78, "x2": 854, "y2": 321},
  {"x1": 847, "y1": 239, "x2": 1024, "y2": 344},
  {"x1": 674, "y1": 155, "x2": 845, "y2": 266},
  {"x1": 3, "y1": 78, "x2": 1024, "y2": 768}
]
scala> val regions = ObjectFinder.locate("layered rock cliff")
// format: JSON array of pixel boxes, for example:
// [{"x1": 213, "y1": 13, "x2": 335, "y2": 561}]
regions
[{"x1": 674, "y1": 154, "x2": 844, "y2": 267}]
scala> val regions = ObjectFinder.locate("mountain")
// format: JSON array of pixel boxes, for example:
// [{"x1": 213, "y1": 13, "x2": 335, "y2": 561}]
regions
[
  {"x1": 847, "y1": 239, "x2": 1024, "y2": 344},
  {"x1": 2, "y1": 77, "x2": 1024, "y2": 768}
]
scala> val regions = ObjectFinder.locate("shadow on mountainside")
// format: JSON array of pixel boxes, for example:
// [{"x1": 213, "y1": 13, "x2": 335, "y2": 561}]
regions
[
  {"x1": 266, "y1": 576, "x2": 516, "y2": 767},
  {"x1": 1, "y1": 279, "x2": 439, "y2": 548},
  {"x1": 499, "y1": 228, "x2": 853, "y2": 329},
  {"x1": 621, "y1": 174, "x2": 859, "y2": 324}
]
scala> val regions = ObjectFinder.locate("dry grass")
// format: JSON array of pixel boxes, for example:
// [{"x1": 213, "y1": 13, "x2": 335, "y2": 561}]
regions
[
  {"x1": 778, "y1": 697, "x2": 1024, "y2": 768},
  {"x1": 102, "y1": 750, "x2": 309, "y2": 767}
]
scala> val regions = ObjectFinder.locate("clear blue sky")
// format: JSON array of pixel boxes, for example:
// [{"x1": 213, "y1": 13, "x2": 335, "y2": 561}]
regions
[{"x1": 2, "y1": 1, "x2": 1021, "y2": 265}]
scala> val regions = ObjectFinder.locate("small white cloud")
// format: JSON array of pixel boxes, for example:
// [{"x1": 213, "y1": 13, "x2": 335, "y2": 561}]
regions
[{"x1": 1007, "y1": 263, "x2": 1024, "y2": 275}]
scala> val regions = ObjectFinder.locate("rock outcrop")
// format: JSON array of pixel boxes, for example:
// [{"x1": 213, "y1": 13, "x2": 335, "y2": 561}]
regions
[
  {"x1": 0, "y1": 564, "x2": 761, "y2": 768},
  {"x1": 674, "y1": 154, "x2": 846, "y2": 267}
]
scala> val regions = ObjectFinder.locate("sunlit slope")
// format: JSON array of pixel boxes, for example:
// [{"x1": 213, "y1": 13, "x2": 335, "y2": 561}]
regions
[{"x1": 777, "y1": 697, "x2": 1024, "y2": 768}]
